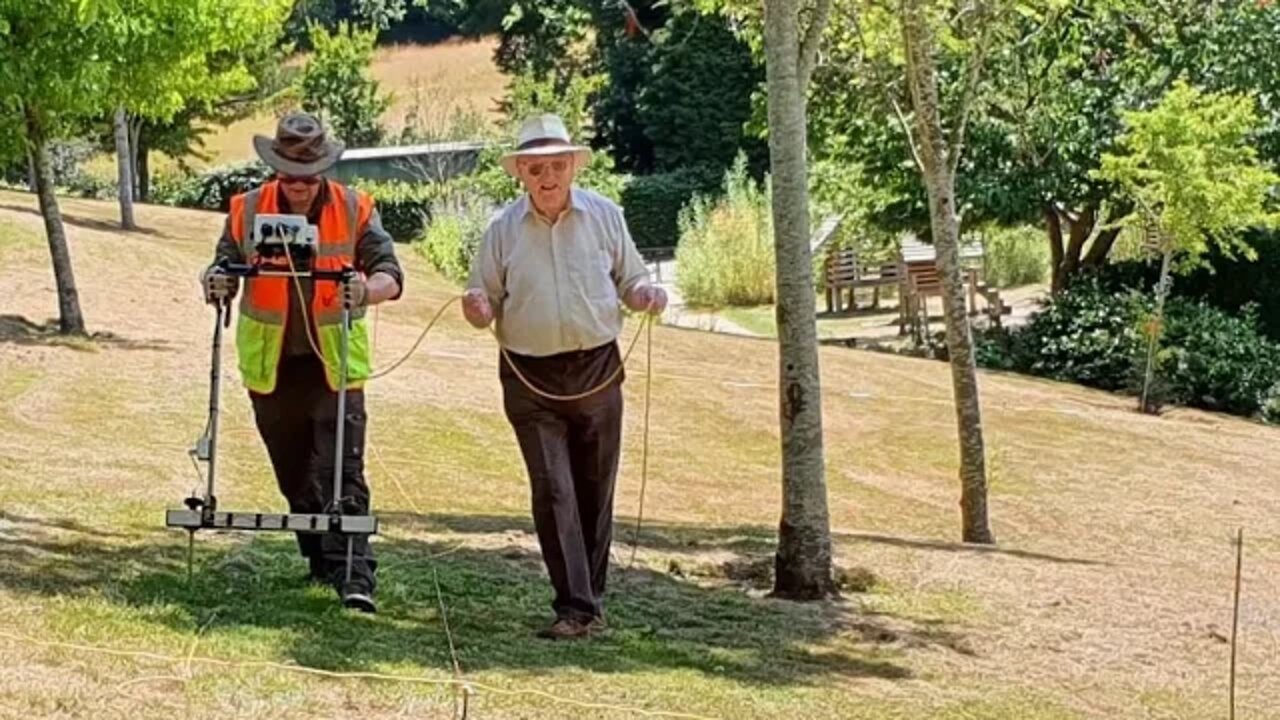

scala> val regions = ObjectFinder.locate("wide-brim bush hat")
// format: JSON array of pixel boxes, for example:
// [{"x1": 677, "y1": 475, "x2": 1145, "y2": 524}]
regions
[
  {"x1": 500, "y1": 113, "x2": 592, "y2": 176},
  {"x1": 253, "y1": 111, "x2": 345, "y2": 177}
]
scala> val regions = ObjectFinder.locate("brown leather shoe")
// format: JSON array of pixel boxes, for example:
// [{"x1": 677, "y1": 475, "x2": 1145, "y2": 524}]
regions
[
  {"x1": 586, "y1": 615, "x2": 608, "y2": 634},
  {"x1": 537, "y1": 617, "x2": 591, "y2": 640}
]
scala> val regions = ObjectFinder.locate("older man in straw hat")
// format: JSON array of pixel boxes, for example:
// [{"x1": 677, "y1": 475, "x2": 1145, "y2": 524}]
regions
[
  {"x1": 200, "y1": 112, "x2": 404, "y2": 613},
  {"x1": 462, "y1": 113, "x2": 667, "y2": 639}
]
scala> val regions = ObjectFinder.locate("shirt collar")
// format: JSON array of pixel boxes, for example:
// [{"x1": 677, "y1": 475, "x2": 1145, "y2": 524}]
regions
[{"x1": 522, "y1": 187, "x2": 583, "y2": 223}]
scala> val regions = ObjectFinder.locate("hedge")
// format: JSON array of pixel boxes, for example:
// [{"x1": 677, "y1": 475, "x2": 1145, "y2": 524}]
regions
[{"x1": 620, "y1": 165, "x2": 722, "y2": 249}]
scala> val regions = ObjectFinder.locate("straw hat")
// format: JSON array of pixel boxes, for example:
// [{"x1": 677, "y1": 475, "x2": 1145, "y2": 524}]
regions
[{"x1": 500, "y1": 114, "x2": 592, "y2": 176}]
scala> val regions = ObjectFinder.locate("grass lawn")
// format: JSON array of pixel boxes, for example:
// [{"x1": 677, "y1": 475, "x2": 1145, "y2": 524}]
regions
[{"x1": 1, "y1": 191, "x2": 1278, "y2": 718}]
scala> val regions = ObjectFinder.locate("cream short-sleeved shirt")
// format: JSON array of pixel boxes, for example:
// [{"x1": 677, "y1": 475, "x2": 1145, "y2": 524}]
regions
[{"x1": 467, "y1": 188, "x2": 651, "y2": 357}]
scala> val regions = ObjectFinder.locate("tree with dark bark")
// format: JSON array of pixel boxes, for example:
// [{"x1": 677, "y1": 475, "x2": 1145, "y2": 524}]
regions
[
  {"x1": 0, "y1": 2, "x2": 109, "y2": 335},
  {"x1": 763, "y1": 0, "x2": 838, "y2": 599}
]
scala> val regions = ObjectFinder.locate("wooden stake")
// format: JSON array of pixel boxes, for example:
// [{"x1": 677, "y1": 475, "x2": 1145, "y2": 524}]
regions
[{"x1": 1230, "y1": 527, "x2": 1243, "y2": 720}]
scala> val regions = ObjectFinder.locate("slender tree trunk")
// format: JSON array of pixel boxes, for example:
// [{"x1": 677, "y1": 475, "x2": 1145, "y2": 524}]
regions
[
  {"x1": 114, "y1": 107, "x2": 136, "y2": 230},
  {"x1": 26, "y1": 149, "x2": 38, "y2": 192},
  {"x1": 764, "y1": 0, "x2": 836, "y2": 600},
  {"x1": 135, "y1": 129, "x2": 150, "y2": 203},
  {"x1": 25, "y1": 105, "x2": 86, "y2": 335},
  {"x1": 1060, "y1": 205, "x2": 1095, "y2": 280},
  {"x1": 1140, "y1": 248, "x2": 1173, "y2": 414},
  {"x1": 1045, "y1": 205, "x2": 1065, "y2": 293},
  {"x1": 1082, "y1": 226, "x2": 1122, "y2": 268},
  {"x1": 901, "y1": 0, "x2": 994, "y2": 544}
]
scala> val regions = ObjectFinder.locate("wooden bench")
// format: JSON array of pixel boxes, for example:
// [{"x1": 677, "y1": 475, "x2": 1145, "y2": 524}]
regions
[{"x1": 639, "y1": 245, "x2": 676, "y2": 284}]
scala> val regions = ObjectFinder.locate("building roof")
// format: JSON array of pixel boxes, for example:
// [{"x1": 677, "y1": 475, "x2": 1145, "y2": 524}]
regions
[{"x1": 338, "y1": 140, "x2": 489, "y2": 162}]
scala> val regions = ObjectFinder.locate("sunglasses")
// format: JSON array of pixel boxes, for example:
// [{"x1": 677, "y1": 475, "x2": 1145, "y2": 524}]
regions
[
  {"x1": 520, "y1": 159, "x2": 570, "y2": 177},
  {"x1": 278, "y1": 174, "x2": 322, "y2": 187}
]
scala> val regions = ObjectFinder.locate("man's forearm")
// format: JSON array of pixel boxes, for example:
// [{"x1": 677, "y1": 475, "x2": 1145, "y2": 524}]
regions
[{"x1": 365, "y1": 271, "x2": 400, "y2": 305}]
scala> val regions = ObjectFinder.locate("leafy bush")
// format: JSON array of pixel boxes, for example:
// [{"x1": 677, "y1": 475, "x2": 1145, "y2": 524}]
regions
[
  {"x1": 414, "y1": 198, "x2": 494, "y2": 285},
  {"x1": 1159, "y1": 300, "x2": 1280, "y2": 417},
  {"x1": 64, "y1": 170, "x2": 116, "y2": 200},
  {"x1": 1261, "y1": 383, "x2": 1280, "y2": 425},
  {"x1": 357, "y1": 180, "x2": 439, "y2": 241},
  {"x1": 674, "y1": 158, "x2": 774, "y2": 307},
  {"x1": 152, "y1": 161, "x2": 272, "y2": 212},
  {"x1": 621, "y1": 165, "x2": 721, "y2": 249},
  {"x1": 981, "y1": 224, "x2": 1049, "y2": 287},
  {"x1": 984, "y1": 278, "x2": 1150, "y2": 391},
  {"x1": 1095, "y1": 229, "x2": 1280, "y2": 343},
  {"x1": 976, "y1": 278, "x2": 1280, "y2": 422}
]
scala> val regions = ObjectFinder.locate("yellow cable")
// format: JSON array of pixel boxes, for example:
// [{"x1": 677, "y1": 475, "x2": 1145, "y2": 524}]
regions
[
  {"x1": 274, "y1": 253, "x2": 659, "y2": 575},
  {"x1": 490, "y1": 312, "x2": 653, "y2": 402}
]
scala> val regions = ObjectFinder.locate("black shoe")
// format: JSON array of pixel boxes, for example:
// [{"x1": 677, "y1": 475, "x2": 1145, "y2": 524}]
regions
[{"x1": 340, "y1": 583, "x2": 377, "y2": 614}]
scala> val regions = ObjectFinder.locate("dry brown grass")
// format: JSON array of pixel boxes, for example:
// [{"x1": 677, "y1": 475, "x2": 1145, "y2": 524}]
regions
[
  {"x1": 2, "y1": 191, "x2": 1279, "y2": 719},
  {"x1": 193, "y1": 37, "x2": 507, "y2": 167}
]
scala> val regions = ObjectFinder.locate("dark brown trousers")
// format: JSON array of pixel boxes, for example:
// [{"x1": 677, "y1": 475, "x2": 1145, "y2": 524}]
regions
[
  {"x1": 249, "y1": 354, "x2": 376, "y2": 594},
  {"x1": 500, "y1": 343, "x2": 624, "y2": 622}
]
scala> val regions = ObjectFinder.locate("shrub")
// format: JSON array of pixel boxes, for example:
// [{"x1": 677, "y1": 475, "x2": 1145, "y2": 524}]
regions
[
  {"x1": 981, "y1": 224, "x2": 1049, "y2": 287},
  {"x1": 299, "y1": 21, "x2": 389, "y2": 147},
  {"x1": 976, "y1": 278, "x2": 1280, "y2": 421},
  {"x1": 1261, "y1": 383, "x2": 1280, "y2": 425},
  {"x1": 155, "y1": 161, "x2": 272, "y2": 211},
  {"x1": 1089, "y1": 229, "x2": 1280, "y2": 343},
  {"x1": 414, "y1": 197, "x2": 494, "y2": 285},
  {"x1": 621, "y1": 165, "x2": 721, "y2": 249},
  {"x1": 357, "y1": 180, "x2": 440, "y2": 242},
  {"x1": 1159, "y1": 300, "x2": 1280, "y2": 417},
  {"x1": 988, "y1": 278, "x2": 1150, "y2": 391},
  {"x1": 674, "y1": 158, "x2": 774, "y2": 307}
]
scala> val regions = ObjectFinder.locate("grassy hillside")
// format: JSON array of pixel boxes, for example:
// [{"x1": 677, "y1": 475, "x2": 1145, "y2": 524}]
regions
[{"x1": 1, "y1": 190, "x2": 1278, "y2": 719}]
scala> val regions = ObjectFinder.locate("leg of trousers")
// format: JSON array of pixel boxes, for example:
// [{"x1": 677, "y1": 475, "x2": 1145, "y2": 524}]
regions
[
  {"x1": 310, "y1": 385, "x2": 377, "y2": 594},
  {"x1": 503, "y1": 377, "x2": 624, "y2": 622},
  {"x1": 250, "y1": 357, "x2": 376, "y2": 594},
  {"x1": 251, "y1": 368, "x2": 324, "y2": 562},
  {"x1": 568, "y1": 386, "x2": 623, "y2": 603}
]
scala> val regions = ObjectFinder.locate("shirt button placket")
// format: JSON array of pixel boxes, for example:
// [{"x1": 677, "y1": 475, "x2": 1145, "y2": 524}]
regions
[{"x1": 549, "y1": 220, "x2": 569, "y2": 351}]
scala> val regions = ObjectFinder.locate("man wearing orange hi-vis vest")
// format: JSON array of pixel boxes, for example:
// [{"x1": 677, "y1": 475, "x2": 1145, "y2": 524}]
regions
[{"x1": 199, "y1": 113, "x2": 403, "y2": 613}]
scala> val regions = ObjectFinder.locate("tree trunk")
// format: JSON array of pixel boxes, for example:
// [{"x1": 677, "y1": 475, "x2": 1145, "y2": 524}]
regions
[
  {"x1": 1060, "y1": 205, "x2": 1095, "y2": 280},
  {"x1": 1045, "y1": 205, "x2": 1065, "y2": 293},
  {"x1": 25, "y1": 105, "x2": 86, "y2": 335},
  {"x1": 1082, "y1": 226, "x2": 1123, "y2": 269},
  {"x1": 26, "y1": 149, "x2": 38, "y2": 192},
  {"x1": 135, "y1": 128, "x2": 150, "y2": 203},
  {"x1": 901, "y1": 0, "x2": 994, "y2": 544},
  {"x1": 1140, "y1": 248, "x2": 1173, "y2": 414},
  {"x1": 114, "y1": 107, "x2": 136, "y2": 230},
  {"x1": 764, "y1": 0, "x2": 836, "y2": 600}
]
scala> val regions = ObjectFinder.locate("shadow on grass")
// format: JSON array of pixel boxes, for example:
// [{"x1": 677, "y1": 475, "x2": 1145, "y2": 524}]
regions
[
  {"x1": 0, "y1": 202, "x2": 162, "y2": 237},
  {"x1": 0, "y1": 314, "x2": 175, "y2": 351},
  {"x1": 0, "y1": 511, "x2": 930, "y2": 687},
  {"x1": 403, "y1": 512, "x2": 1105, "y2": 566}
]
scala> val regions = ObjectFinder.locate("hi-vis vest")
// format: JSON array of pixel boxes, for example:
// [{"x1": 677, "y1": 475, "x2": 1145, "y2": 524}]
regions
[{"x1": 229, "y1": 180, "x2": 373, "y2": 394}]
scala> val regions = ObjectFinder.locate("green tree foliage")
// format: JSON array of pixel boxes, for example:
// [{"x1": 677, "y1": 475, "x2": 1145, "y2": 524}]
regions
[
  {"x1": 639, "y1": 11, "x2": 764, "y2": 172},
  {"x1": 1094, "y1": 79, "x2": 1280, "y2": 411},
  {"x1": 495, "y1": 0, "x2": 762, "y2": 176},
  {"x1": 1095, "y1": 81, "x2": 1280, "y2": 272},
  {"x1": 299, "y1": 21, "x2": 391, "y2": 147}
]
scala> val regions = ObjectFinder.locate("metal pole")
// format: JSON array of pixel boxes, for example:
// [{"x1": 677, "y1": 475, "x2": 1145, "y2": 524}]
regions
[
  {"x1": 333, "y1": 272, "x2": 352, "y2": 584},
  {"x1": 206, "y1": 301, "x2": 226, "y2": 511}
]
